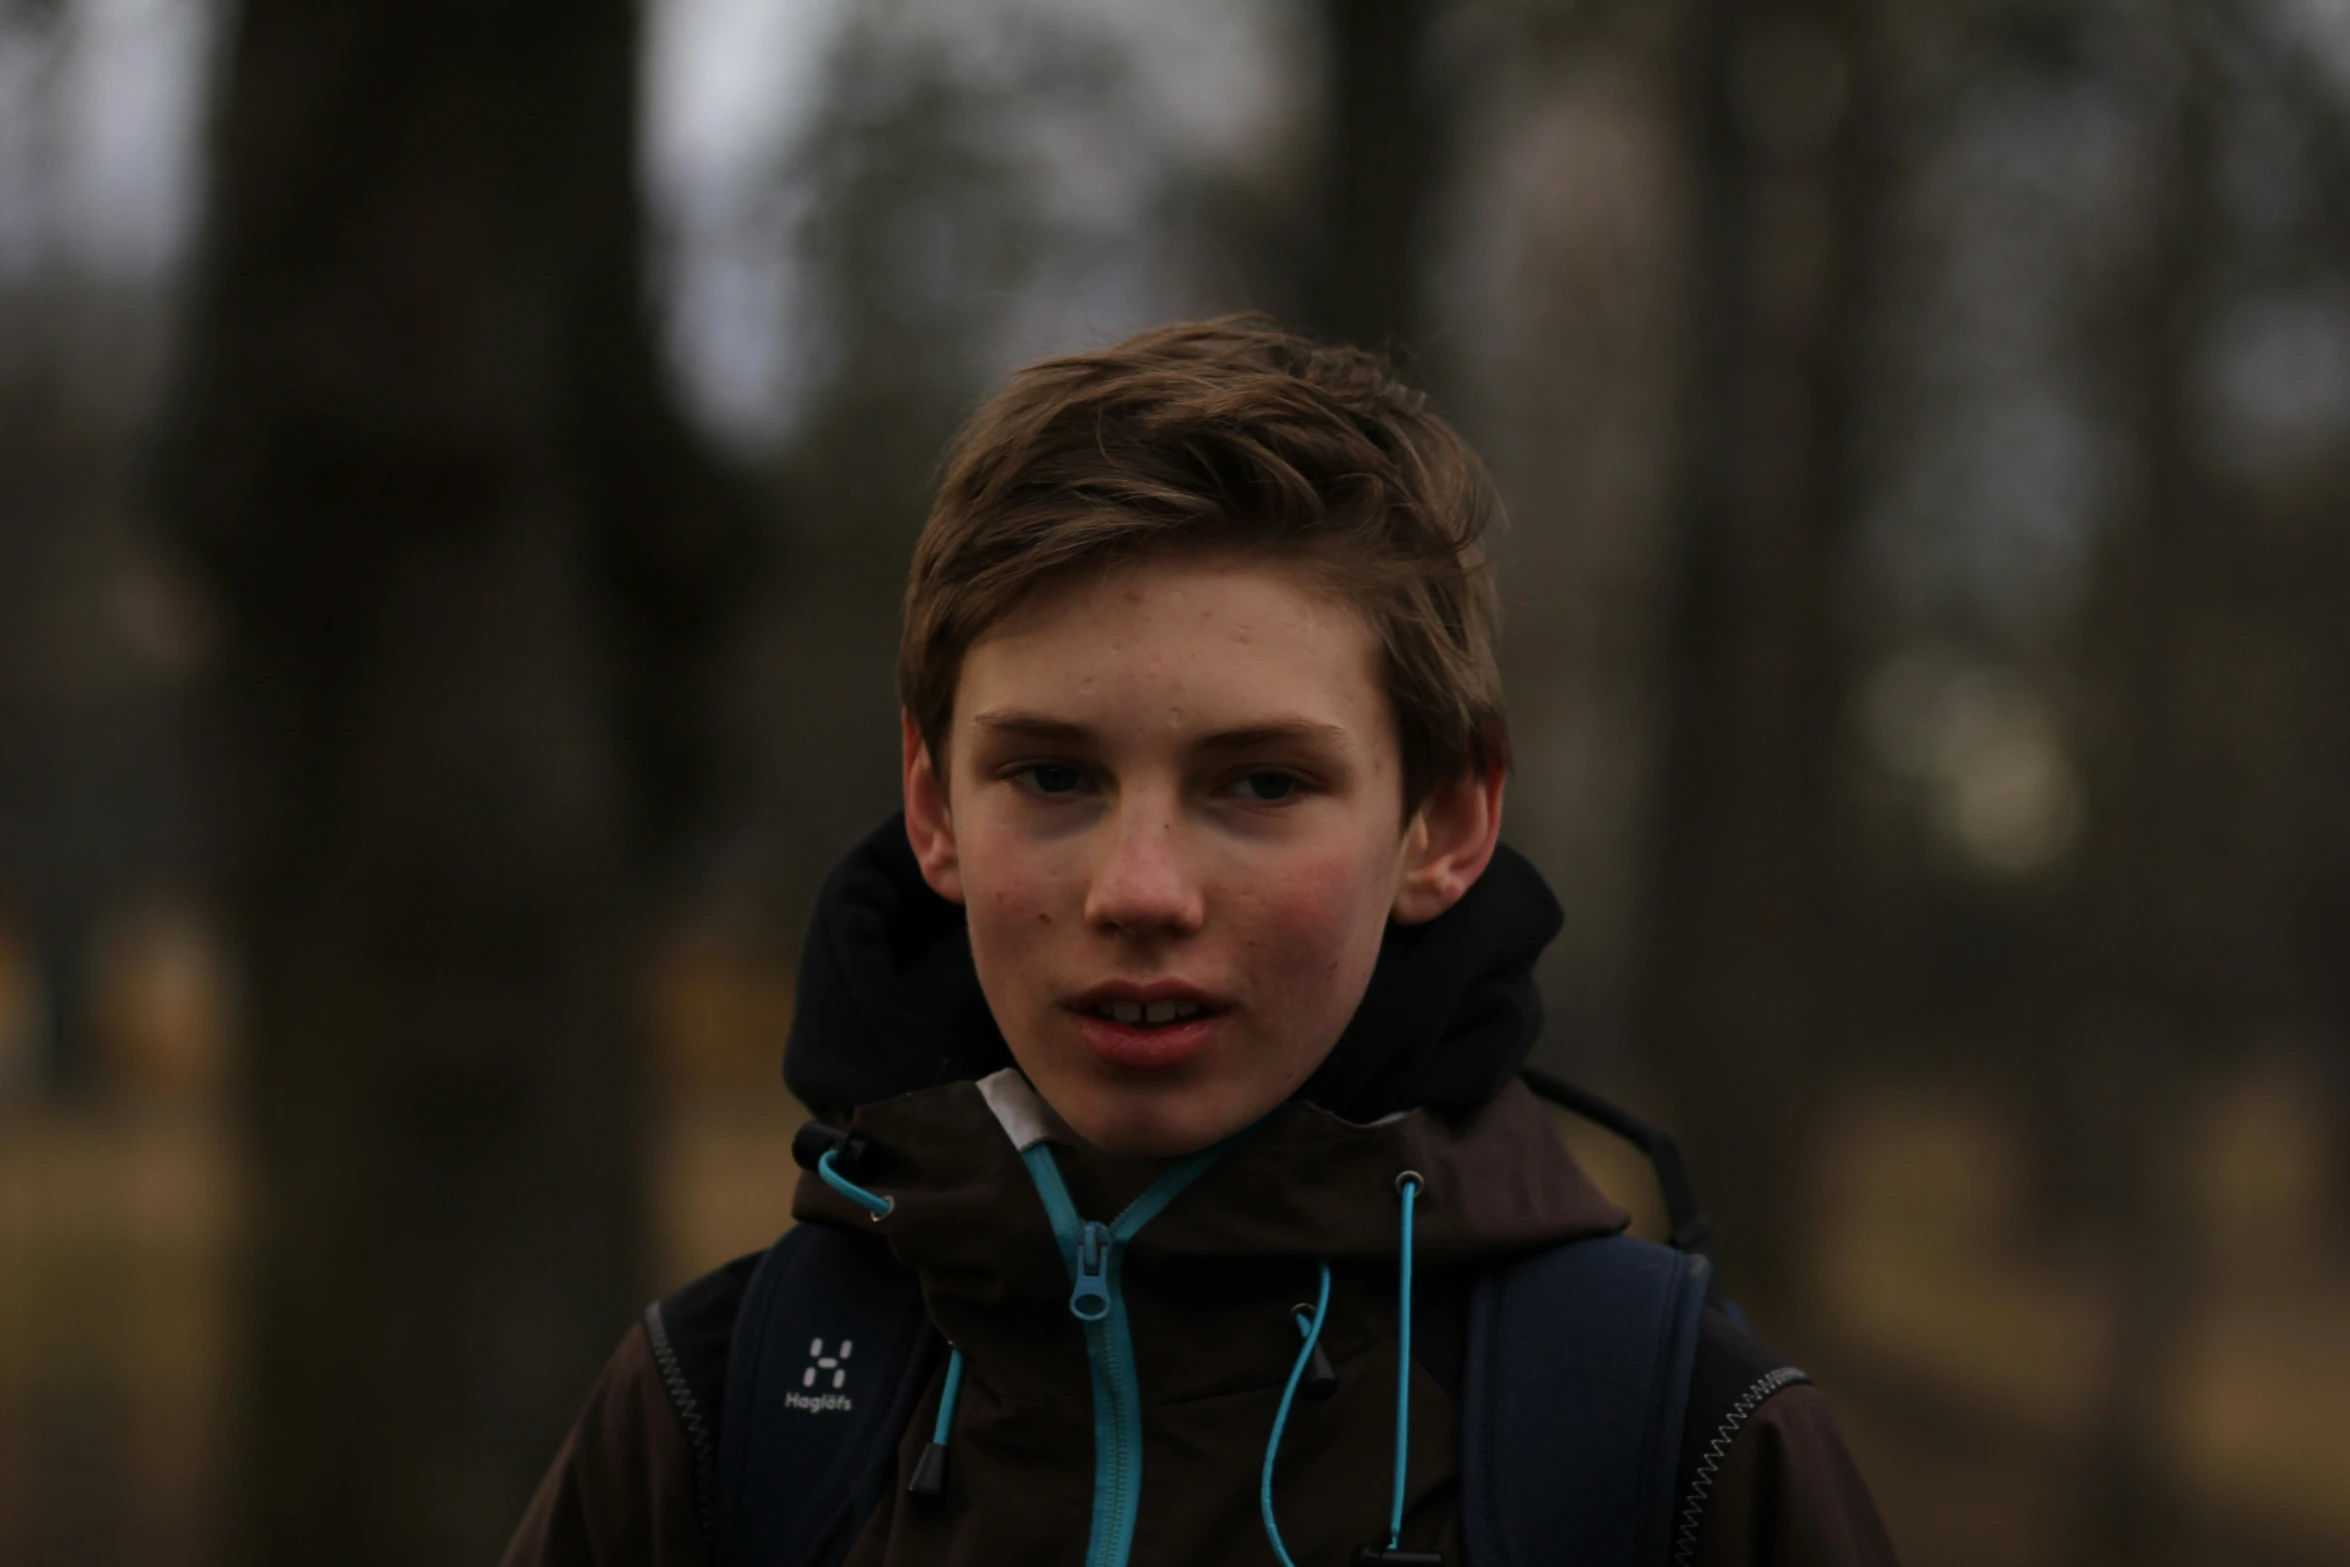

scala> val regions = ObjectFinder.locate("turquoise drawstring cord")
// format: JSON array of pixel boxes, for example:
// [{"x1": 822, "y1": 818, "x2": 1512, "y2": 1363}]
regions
[
  {"x1": 1388, "y1": 1171, "x2": 1423, "y2": 1550},
  {"x1": 1258, "y1": 1262, "x2": 1333, "y2": 1567},
  {"x1": 907, "y1": 1346, "x2": 966, "y2": 1498},
  {"x1": 1262, "y1": 1171, "x2": 1427, "y2": 1563},
  {"x1": 814, "y1": 1146, "x2": 964, "y2": 1498},
  {"x1": 816, "y1": 1146, "x2": 894, "y2": 1219},
  {"x1": 933, "y1": 1347, "x2": 966, "y2": 1444}
]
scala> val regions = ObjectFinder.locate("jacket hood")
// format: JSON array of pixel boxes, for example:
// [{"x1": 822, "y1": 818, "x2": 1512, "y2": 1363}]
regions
[{"x1": 783, "y1": 813, "x2": 1567, "y2": 1124}]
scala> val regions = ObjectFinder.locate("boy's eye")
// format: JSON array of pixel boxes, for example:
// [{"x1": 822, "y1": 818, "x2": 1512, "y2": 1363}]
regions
[
  {"x1": 1019, "y1": 763, "x2": 1085, "y2": 795},
  {"x1": 1234, "y1": 770, "x2": 1300, "y2": 803}
]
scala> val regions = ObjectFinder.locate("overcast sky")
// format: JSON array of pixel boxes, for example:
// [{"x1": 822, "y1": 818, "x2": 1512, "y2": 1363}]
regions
[{"x1": 0, "y1": 0, "x2": 1282, "y2": 446}]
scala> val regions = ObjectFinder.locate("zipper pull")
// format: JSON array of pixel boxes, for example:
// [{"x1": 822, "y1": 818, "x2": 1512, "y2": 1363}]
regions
[{"x1": 1069, "y1": 1220, "x2": 1113, "y2": 1321}]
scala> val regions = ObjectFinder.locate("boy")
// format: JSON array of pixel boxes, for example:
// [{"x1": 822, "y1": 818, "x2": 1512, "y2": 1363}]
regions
[{"x1": 504, "y1": 317, "x2": 1896, "y2": 1566}]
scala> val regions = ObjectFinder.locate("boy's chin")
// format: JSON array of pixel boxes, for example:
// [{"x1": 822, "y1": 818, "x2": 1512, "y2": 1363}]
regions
[{"x1": 1039, "y1": 1074, "x2": 1271, "y2": 1159}]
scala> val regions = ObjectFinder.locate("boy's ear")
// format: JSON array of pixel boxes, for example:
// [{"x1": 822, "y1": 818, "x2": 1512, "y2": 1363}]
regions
[
  {"x1": 902, "y1": 712, "x2": 966, "y2": 905},
  {"x1": 1392, "y1": 768, "x2": 1505, "y2": 926}
]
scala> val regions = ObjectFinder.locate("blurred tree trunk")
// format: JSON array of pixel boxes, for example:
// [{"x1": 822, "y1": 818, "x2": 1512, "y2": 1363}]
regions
[
  {"x1": 1634, "y1": 0, "x2": 1881, "y2": 1318},
  {"x1": 2066, "y1": 30, "x2": 2220, "y2": 1562},
  {"x1": 2262, "y1": 30, "x2": 2350, "y2": 1265},
  {"x1": 153, "y1": 2, "x2": 756, "y2": 1562},
  {"x1": 1307, "y1": 0, "x2": 1444, "y2": 354}
]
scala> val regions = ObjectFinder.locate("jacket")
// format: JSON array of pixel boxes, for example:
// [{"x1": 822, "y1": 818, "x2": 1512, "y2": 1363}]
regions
[{"x1": 503, "y1": 818, "x2": 1898, "y2": 1567}]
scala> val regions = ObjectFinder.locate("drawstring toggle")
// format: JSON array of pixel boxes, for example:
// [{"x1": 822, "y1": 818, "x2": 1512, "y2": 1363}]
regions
[{"x1": 908, "y1": 1442, "x2": 949, "y2": 1499}]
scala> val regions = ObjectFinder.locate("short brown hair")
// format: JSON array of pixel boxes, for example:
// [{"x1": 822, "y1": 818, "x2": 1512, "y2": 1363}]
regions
[{"x1": 898, "y1": 314, "x2": 1509, "y2": 812}]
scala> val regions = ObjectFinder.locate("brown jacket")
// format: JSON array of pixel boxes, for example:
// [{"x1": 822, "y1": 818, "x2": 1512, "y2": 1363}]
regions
[{"x1": 503, "y1": 1072, "x2": 1895, "y2": 1567}]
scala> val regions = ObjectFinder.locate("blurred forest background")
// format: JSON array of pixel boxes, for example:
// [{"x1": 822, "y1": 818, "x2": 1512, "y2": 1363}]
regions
[{"x1": 5, "y1": 0, "x2": 2350, "y2": 1562}]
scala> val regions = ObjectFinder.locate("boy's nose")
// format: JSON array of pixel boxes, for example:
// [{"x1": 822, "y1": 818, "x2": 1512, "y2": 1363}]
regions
[{"x1": 1084, "y1": 803, "x2": 1206, "y2": 936}]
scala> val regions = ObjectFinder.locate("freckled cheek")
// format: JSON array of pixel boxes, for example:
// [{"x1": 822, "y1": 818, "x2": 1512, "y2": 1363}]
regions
[
  {"x1": 965, "y1": 865, "x2": 1062, "y2": 992},
  {"x1": 977, "y1": 881, "x2": 1051, "y2": 932},
  {"x1": 1233, "y1": 859, "x2": 1388, "y2": 1011},
  {"x1": 961, "y1": 823, "x2": 1063, "y2": 918}
]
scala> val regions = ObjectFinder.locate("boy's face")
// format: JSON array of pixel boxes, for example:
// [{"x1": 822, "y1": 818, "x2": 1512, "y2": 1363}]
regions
[{"x1": 903, "y1": 555, "x2": 1502, "y2": 1157}]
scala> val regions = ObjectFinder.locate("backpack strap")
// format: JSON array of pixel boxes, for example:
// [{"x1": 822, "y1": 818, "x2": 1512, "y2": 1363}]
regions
[
  {"x1": 644, "y1": 1252, "x2": 762, "y2": 1541},
  {"x1": 713, "y1": 1221, "x2": 943, "y2": 1567},
  {"x1": 1460, "y1": 1234, "x2": 1710, "y2": 1567},
  {"x1": 1669, "y1": 1307, "x2": 1810, "y2": 1567}
]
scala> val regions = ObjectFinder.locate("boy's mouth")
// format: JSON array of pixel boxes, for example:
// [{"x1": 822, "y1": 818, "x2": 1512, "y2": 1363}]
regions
[{"x1": 1067, "y1": 985, "x2": 1226, "y2": 1069}]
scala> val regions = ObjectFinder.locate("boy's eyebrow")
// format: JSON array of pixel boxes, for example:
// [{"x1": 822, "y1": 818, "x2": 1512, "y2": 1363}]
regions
[
  {"x1": 1192, "y1": 720, "x2": 1349, "y2": 752},
  {"x1": 969, "y1": 711, "x2": 1096, "y2": 744},
  {"x1": 968, "y1": 710, "x2": 1348, "y2": 750}
]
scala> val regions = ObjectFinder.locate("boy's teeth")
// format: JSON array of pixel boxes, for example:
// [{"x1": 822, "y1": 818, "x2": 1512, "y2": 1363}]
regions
[{"x1": 1096, "y1": 998, "x2": 1205, "y2": 1026}]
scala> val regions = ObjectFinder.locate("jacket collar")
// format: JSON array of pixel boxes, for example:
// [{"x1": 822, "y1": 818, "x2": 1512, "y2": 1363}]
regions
[{"x1": 795, "y1": 1070, "x2": 1627, "y2": 1277}]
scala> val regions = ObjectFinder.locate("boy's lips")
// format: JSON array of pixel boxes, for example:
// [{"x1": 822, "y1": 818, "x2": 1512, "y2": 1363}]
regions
[
  {"x1": 1065, "y1": 982, "x2": 1228, "y2": 1071},
  {"x1": 1072, "y1": 1009, "x2": 1222, "y2": 1069}
]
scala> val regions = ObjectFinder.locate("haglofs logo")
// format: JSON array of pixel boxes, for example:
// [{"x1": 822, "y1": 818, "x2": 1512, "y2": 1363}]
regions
[{"x1": 784, "y1": 1337, "x2": 854, "y2": 1413}]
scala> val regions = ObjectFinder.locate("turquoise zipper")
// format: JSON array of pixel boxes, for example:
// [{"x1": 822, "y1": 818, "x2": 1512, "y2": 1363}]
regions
[{"x1": 1020, "y1": 1140, "x2": 1234, "y2": 1567}]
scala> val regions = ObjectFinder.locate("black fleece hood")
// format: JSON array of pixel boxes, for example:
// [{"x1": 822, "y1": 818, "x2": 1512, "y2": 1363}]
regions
[{"x1": 783, "y1": 814, "x2": 1565, "y2": 1124}]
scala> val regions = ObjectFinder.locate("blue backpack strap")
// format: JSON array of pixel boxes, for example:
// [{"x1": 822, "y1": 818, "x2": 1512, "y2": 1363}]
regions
[
  {"x1": 1461, "y1": 1234, "x2": 1711, "y2": 1567},
  {"x1": 715, "y1": 1221, "x2": 942, "y2": 1567}
]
